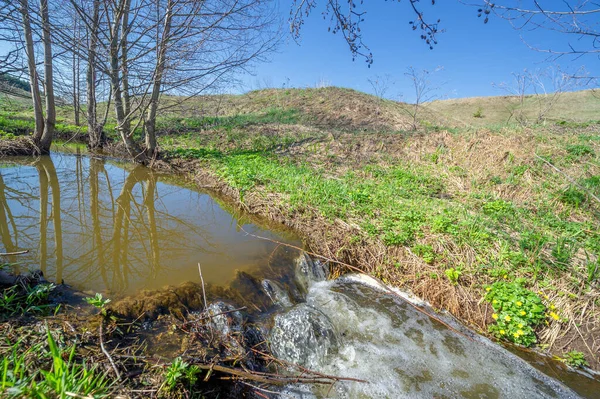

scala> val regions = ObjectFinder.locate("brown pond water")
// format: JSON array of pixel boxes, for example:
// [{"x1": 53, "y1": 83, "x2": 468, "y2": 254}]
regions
[{"x1": 0, "y1": 152, "x2": 299, "y2": 296}]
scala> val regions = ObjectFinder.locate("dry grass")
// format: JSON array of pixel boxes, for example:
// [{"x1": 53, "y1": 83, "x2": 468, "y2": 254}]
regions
[{"x1": 426, "y1": 89, "x2": 600, "y2": 128}]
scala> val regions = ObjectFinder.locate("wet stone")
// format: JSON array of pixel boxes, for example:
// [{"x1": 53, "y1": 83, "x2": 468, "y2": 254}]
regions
[
  {"x1": 262, "y1": 279, "x2": 294, "y2": 308},
  {"x1": 269, "y1": 303, "x2": 339, "y2": 367},
  {"x1": 295, "y1": 253, "x2": 329, "y2": 294},
  {"x1": 205, "y1": 301, "x2": 244, "y2": 336}
]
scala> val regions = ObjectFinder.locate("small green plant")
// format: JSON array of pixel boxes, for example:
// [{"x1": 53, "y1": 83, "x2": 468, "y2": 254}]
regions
[
  {"x1": 482, "y1": 199, "x2": 513, "y2": 218},
  {"x1": 84, "y1": 293, "x2": 111, "y2": 309},
  {"x1": 561, "y1": 351, "x2": 589, "y2": 368},
  {"x1": 559, "y1": 187, "x2": 586, "y2": 207},
  {"x1": 586, "y1": 260, "x2": 600, "y2": 285},
  {"x1": 551, "y1": 237, "x2": 576, "y2": 270},
  {"x1": 473, "y1": 107, "x2": 484, "y2": 118},
  {"x1": 84, "y1": 293, "x2": 111, "y2": 318},
  {"x1": 484, "y1": 281, "x2": 546, "y2": 346},
  {"x1": 412, "y1": 244, "x2": 436, "y2": 264},
  {"x1": 163, "y1": 357, "x2": 201, "y2": 392},
  {"x1": 490, "y1": 176, "x2": 503, "y2": 185},
  {"x1": 566, "y1": 144, "x2": 594, "y2": 158},
  {"x1": 445, "y1": 267, "x2": 461, "y2": 285}
]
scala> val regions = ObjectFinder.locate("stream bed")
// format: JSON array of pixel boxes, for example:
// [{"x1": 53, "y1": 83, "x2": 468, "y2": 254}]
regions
[{"x1": 1, "y1": 152, "x2": 599, "y2": 398}]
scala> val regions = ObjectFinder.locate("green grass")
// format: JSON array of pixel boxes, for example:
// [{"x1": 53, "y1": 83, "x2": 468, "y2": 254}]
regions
[
  {"x1": 1, "y1": 330, "x2": 110, "y2": 398},
  {"x1": 0, "y1": 283, "x2": 57, "y2": 320},
  {"x1": 166, "y1": 137, "x2": 599, "y2": 290},
  {"x1": 156, "y1": 107, "x2": 301, "y2": 134}
]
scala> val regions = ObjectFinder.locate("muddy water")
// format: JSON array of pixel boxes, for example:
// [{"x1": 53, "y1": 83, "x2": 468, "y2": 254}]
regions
[{"x1": 0, "y1": 153, "x2": 298, "y2": 295}]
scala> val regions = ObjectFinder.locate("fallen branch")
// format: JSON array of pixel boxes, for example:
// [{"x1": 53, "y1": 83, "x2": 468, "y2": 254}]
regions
[
  {"x1": 251, "y1": 349, "x2": 367, "y2": 384},
  {"x1": 188, "y1": 362, "x2": 363, "y2": 386},
  {"x1": 0, "y1": 250, "x2": 29, "y2": 256}
]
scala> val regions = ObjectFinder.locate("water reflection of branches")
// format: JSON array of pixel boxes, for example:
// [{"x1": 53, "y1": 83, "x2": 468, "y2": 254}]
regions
[{"x1": 1, "y1": 154, "x2": 246, "y2": 294}]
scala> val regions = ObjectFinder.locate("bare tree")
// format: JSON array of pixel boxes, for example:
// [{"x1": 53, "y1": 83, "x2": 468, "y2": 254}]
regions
[
  {"x1": 495, "y1": 66, "x2": 589, "y2": 125},
  {"x1": 403, "y1": 66, "x2": 442, "y2": 130},
  {"x1": 368, "y1": 74, "x2": 395, "y2": 100},
  {"x1": 494, "y1": 69, "x2": 531, "y2": 125}
]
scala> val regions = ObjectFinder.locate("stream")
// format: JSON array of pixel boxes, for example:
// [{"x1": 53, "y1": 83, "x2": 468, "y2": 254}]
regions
[{"x1": 1, "y1": 152, "x2": 599, "y2": 398}]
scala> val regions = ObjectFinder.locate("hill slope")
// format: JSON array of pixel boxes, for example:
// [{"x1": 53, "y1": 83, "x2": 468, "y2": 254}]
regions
[{"x1": 426, "y1": 89, "x2": 600, "y2": 128}]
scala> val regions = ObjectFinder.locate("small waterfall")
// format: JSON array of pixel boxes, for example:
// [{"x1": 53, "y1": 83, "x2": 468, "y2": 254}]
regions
[{"x1": 265, "y1": 254, "x2": 581, "y2": 398}]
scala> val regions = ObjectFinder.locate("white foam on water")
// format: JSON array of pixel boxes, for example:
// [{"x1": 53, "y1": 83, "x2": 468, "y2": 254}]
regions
[{"x1": 276, "y1": 277, "x2": 578, "y2": 399}]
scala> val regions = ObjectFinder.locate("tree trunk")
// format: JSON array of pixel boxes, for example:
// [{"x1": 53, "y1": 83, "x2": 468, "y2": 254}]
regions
[
  {"x1": 19, "y1": 0, "x2": 44, "y2": 144},
  {"x1": 87, "y1": 0, "x2": 105, "y2": 150},
  {"x1": 120, "y1": 0, "x2": 131, "y2": 135},
  {"x1": 39, "y1": 0, "x2": 55, "y2": 153},
  {"x1": 108, "y1": 0, "x2": 143, "y2": 160},
  {"x1": 144, "y1": 0, "x2": 173, "y2": 155},
  {"x1": 72, "y1": 18, "x2": 80, "y2": 126}
]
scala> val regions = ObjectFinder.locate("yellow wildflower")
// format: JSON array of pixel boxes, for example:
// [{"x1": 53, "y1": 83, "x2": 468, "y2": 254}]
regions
[
  {"x1": 516, "y1": 301, "x2": 522, "y2": 307},
  {"x1": 517, "y1": 330, "x2": 524, "y2": 336},
  {"x1": 550, "y1": 312, "x2": 560, "y2": 320},
  {"x1": 499, "y1": 330, "x2": 505, "y2": 335},
  {"x1": 486, "y1": 287, "x2": 491, "y2": 292},
  {"x1": 518, "y1": 323, "x2": 524, "y2": 328},
  {"x1": 519, "y1": 311, "x2": 526, "y2": 316},
  {"x1": 550, "y1": 304, "x2": 556, "y2": 310},
  {"x1": 504, "y1": 315, "x2": 511, "y2": 322},
  {"x1": 492, "y1": 314, "x2": 499, "y2": 320}
]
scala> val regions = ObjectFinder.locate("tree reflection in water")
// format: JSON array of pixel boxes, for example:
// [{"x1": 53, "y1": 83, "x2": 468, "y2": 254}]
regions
[{"x1": 0, "y1": 153, "x2": 292, "y2": 296}]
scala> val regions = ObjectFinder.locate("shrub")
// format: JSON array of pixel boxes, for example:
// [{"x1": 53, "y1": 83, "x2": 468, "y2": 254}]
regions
[
  {"x1": 473, "y1": 107, "x2": 484, "y2": 118},
  {"x1": 484, "y1": 281, "x2": 546, "y2": 346}
]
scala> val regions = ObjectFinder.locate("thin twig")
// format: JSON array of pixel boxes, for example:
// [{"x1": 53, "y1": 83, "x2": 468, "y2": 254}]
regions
[
  {"x1": 240, "y1": 381, "x2": 297, "y2": 398},
  {"x1": 0, "y1": 250, "x2": 29, "y2": 256},
  {"x1": 191, "y1": 363, "x2": 345, "y2": 385},
  {"x1": 198, "y1": 262, "x2": 207, "y2": 309},
  {"x1": 251, "y1": 349, "x2": 367, "y2": 383},
  {"x1": 65, "y1": 392, "x2": 94, "y2": 399},
  {"x1": 99, "y1": 324, "x2": 121, "y2": 381}
]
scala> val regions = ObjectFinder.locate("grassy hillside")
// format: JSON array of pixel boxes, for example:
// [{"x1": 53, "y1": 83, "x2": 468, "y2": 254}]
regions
[
  {"x1": 1, "y1": 86, "x2": 599, "y2": 370},
  {"x1": 159, "y1": 87, "x2": 425, "y2": 132},
  {"x1": 426, "y1": 89, "x2": 600, "y2": 128}
]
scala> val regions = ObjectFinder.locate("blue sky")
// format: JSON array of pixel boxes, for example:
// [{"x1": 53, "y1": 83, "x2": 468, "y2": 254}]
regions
[{"x1": 242, "y1": 1, "x2": 600, "y2": 101}]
